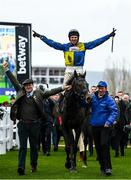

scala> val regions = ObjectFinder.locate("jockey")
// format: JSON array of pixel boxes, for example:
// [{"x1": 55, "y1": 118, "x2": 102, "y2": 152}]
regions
[{"x1": 33, "y1": 29, "x2": 116, "y2": 85}]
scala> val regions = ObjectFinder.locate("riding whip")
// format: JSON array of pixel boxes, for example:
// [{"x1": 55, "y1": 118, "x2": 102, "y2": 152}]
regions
[{"x1": 111, "y1": 28, "x2": 115, "y2": 53}]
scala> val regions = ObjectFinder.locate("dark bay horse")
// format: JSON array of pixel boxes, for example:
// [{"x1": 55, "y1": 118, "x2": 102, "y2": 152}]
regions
[{"x1": 61, "y1": 71, "x2": 90, "y2": 172}]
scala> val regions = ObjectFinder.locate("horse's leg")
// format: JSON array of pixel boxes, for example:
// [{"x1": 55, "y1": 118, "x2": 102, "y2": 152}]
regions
[
  {"x1": 69, "y1": 128, "x2": 81, "y2": 172},
  {"x1": 68, "y1": 130, "x2": 77, "y2": 172},
  {"x1": 82, "y1": 122, "x2": 91, "y2": 168},
  {"x1": 62, "y1": 127, "x2": 72, "y2": 169},
  {"x1": 82, "y1": 121, "x2": 89, "y2": 168},
  {"x1": 82, "y1": 133, "x2": 88, "y2": 168},
  {"x1": 65, "y1": 146, "x2": 71, "y2": 169},
  {"x1": 64, "y1": 129, "x2": 77, "y2": 172},
  {"x1": 70, "y1": 144, "x2": 77, "y2": 172},
  {"x1": 69, "y1": 146, "x2": 78, "y2": 172}
]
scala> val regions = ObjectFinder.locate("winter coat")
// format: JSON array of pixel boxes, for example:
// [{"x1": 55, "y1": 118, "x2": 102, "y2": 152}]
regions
[
  {"x1": 90, "y1": 91, "x2": 118, "y2": 127},
  {"x1": 5, "y1": 70, "x2": 64, "y2": 121}
]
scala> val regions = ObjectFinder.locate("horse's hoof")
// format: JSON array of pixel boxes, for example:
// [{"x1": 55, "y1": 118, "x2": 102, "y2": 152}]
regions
[
  {"x1": 65, "y1": 162, "x2": 71, "y2": 169},
  {"x1": 82, "y1": 164, "x2": 87, "y2": 168},
  {"x1": 82, "y1": 162, "x2": 87, "y2": 168},
  {"x1": 69, "y1": 168, "x2": 77, "y2": 173}
]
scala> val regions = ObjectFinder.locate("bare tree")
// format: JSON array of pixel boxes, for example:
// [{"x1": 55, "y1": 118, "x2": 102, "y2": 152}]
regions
[{"x1": 104, "y1": 57, "x2": 131, "y2": 96}]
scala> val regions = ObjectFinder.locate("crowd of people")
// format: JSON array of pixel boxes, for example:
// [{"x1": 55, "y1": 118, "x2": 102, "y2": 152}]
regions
[
  {"x1": 1, "y1": 67, "x2": 131, "y2": 176},
  {"x1": 1, "y1": 28, "x2": 131, "y2": 177}
]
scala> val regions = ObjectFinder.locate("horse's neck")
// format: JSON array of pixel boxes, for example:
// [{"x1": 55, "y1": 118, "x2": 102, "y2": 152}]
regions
[
  {"x1": 66, "y1": 91, "x2": 77, "y2": 100},
  {"x1": 66, "y1": 92, "x2": 80, "y2": 108}
]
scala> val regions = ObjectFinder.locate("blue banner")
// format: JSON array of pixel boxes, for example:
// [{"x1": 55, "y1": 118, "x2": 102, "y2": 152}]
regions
[{"x1": 0, "y1": 88, "x2": 16, "y2": 95}]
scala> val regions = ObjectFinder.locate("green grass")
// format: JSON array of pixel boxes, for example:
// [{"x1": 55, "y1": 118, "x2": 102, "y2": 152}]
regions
[{"x1": 0, "y1": 146, "x2": 131, "y2": 179}]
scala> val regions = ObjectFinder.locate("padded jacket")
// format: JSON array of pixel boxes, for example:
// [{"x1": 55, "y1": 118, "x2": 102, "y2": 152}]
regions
[{"x1": 90, "y1": 91, "x2": 118, "y2": 126}]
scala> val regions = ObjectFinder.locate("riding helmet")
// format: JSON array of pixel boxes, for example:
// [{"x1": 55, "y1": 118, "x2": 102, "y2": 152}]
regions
[{"x1": 68, "y1": 29, "x2": 80, "y2": 38}]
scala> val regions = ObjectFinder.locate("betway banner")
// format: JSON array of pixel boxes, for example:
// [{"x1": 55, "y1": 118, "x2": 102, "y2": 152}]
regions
[
  {"x1": 16, "y1": 25, "x2": 31, "y2": 84},
  {"x1": 0, "y1": 88, "x2": 16, "y2": 96}
]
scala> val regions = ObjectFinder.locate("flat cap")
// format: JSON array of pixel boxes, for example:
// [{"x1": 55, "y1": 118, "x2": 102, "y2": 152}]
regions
[{"x1": 22, "y1": 79, "x2": 34, "y2": 85}]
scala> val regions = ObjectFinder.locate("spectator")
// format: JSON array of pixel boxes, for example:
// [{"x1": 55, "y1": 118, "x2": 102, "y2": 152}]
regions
[
  {"x1": 123, "y1": 94, "x2": 131, "y2": 145},
  {"x1": 50, "y1": 94, "x2": 62, "y2": 152},
  {"x1": 2, "y1": 61, "x2": 71, "y2": 176},
  {"x1": 90, "y1": 81, "x2": 118, "y2": 176},
  {"x1": 39, "y1": 83, "x2": 56, "y2": 156},
  {"x1": 114, "y1": 91, "x2": 129, "y2": 157},
  {"x1": 90, "y1": 85, "x2": 97, "y2": 94},
  {"x1": 10, "y1": 95, "x2": 16, "y2": 105}
]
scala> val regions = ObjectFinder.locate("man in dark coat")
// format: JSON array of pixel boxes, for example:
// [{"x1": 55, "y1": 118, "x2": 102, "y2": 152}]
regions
[
  {"x1": 114, "y1": 92, "x2": 129, "y2": 157},
  {"x1": 3, "y1": 62, "x2": 71, "y2": 176}
]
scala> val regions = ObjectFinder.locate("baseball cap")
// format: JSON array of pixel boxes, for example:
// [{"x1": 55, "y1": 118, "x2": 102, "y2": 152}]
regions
[{"x1": 97, "y1": 81, "x2": 107, "y2": 87}]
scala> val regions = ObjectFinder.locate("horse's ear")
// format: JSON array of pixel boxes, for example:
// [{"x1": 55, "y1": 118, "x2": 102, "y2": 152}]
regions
[
  {"x1": 74, "y1": 70, "x2": 78, "y2": 77},
  {"x1": 82, "y1": 71, "x2": 86, "y2": 78}
]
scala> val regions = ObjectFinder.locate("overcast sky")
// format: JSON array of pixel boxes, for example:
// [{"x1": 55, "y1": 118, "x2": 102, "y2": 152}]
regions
[{"x1": 1, "y1": 0, "x2": 131, "y2": 71}]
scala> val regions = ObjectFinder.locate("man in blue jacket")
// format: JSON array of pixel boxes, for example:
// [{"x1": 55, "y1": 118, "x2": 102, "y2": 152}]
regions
[
  {"x1": 33, "y1": 29, "x2": 116, "y2": 85},
  {"x1": 90, "y1": 81, "x2": 118, "y2": 176}
]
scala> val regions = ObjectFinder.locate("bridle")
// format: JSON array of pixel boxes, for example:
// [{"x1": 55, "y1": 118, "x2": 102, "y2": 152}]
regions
[{"x1": 71, "y1": 77, "x2": 88, "y2": 98}]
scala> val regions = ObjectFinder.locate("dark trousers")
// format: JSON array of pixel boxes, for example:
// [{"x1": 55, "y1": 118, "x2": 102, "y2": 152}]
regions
[
  {"x1": 17, "y1": 121, "x2": 40, "y2": 169},
  {"x1": 114, "y1": 127, "x2": 128, "y2": 156},
  {"x1": 40, "y1": 122, "x2": 53, "y2": 154},
  {"x1": 92, "y1": 126, "x2": 112, "y2": 171},
  {"x1": 87, "y1": 125, "x2": 94, "y2": 156},
  {"x1": 52, "y1": 125, "x2": 58, "y2": 149},
  {"x1": 52, "y1": 124, "x2": 63, "y2": 149}
]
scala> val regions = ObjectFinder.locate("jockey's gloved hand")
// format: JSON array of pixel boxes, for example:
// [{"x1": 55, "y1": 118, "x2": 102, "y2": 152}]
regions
[
  {"x1": 32, "y1": 30, "x2": 42, "y2": 38},
  {"x1": 109, "y1": 29, "x2": 116, "y2": 37}
]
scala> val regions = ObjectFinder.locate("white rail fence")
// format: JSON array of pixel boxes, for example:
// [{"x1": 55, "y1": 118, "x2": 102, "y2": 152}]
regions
[{"x1": 0, "y1": 107, "x2": 19, "y2": 155}]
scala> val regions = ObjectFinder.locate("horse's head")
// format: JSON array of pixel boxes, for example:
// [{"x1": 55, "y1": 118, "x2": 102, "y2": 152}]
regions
[{"x1": 71, "y1": 70, "x2": 89, "y2": 99}]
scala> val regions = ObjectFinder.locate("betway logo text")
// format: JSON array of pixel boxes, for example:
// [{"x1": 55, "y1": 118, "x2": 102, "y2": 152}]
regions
[{"x1": 17, "y1": 36, "x2": 28, "y2": 74}]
